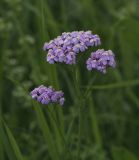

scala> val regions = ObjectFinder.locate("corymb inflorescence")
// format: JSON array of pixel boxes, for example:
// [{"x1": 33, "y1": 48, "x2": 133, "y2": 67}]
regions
[
  {"x1": 86, "y1": 49, "x2": 116, "y2": 73},
  {"x1": 30, "y1": 85, "x2": 65, "y2": 106},
  {"x1": 43, "y1": 31, "x2": 101, "y2": 64}
]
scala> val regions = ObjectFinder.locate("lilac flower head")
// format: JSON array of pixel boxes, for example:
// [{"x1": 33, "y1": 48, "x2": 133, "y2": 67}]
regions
[
  {"x1": 86, "y1": 49, "x2": 116, "y2": 73},
  {"x1": 43, "y1": 31, "x2": 101, "y2": 64},
  {"x1": 30, "y1": 85, "x2": 65, "y2": 106}
]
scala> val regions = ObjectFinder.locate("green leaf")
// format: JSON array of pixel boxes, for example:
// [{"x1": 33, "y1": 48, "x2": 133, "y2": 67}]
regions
[
  {"x1": 4, "y1": 123, "x2": 25, "y2": 160},
  {"x1": 47, "y1": 106, "x2": 66, "y2": 155},
  {"x1": 0, "y1": 118, "x2": 25, "y2": 160},
  {"x1": 33, "y1": 102, "x2": 60, "y2": 160},
  {"x1": 82, "y1": 79, "x2": 139, "y2": 90}
]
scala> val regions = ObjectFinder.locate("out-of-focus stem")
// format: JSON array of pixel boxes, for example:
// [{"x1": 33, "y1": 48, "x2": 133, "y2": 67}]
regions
[
  {"x1": 73, "y1": 66, "x2": 82, "y2": 160},
  {"x1": 89, "y1": 97, "x2": 103, "y2": 147},
  {"x1": 89, "y1": 96, "x2": 105, "y2": 159}
]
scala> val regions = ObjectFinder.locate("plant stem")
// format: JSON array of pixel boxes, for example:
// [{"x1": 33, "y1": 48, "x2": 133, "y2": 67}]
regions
[
  {"x1": 77, "y1": 100, "x2": 82, "y2": 160},
  {"x1": 89, "y1": 96, "x2": 105, "y2": 159},
  {"x1": 73, "y1": 66, "x2": 82, "y2": 160}
]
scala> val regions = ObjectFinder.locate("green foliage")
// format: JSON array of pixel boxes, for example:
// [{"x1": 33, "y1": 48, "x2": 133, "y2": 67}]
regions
[
  {"x1": 0, "y1": 118, "x2": 25, "y2": 160},
  {"x1": 0, "y1": 0, "x2": 139, "y2": 159},
  {"x1": 112, "y1": 146, "x2": 138, "y2": 160}
]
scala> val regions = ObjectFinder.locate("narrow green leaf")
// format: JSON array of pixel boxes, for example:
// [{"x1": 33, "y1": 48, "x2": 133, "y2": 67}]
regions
[
  {"x1": 33, "y1": 102, "x2": 60, "y2": 160},
  {"x1": 0, "y1": 118, "x2": 16, "y2": 160},
  {"x1": 82, "y1": 79, "x2": 139, "y2": 90},
  {"x1": 4, "y1": 123, "x2": 25, "y2": 160},
  {"x1": 0, "y1": 118, "x2": 25, "y2": 160},
  {"x1": 47, "y1": 106, "x2": 65, "y2": 155}
]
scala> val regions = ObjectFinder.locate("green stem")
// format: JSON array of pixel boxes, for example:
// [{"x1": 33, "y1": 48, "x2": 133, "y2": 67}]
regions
[
  {"x1": 77, "y1": 101, "x2": 82, "y2": 160},
  {"x1": 33, "y1": 102, "x2": 60, "y2": 160},
  {"x1": 89, "y1": 97, "x2": 103, "y2": 147},
  {"x1": 73, "y1": 66, "x2": 82, "y2": 160},
  {"x1": 47, "y1": 107, "x2": 72, "y2": 159},
  {"x1": 88, "y1": 96, "x2": 106, "y2": 160}
]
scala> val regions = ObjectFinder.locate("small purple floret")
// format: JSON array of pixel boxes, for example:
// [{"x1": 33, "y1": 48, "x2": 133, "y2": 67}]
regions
[
  {"x1": 43, "y1": 31, "x2": 101, "y2": 64},
  {"x1": 30, "y1": 85, "x2": 65, "y2": 106},
  {"x1": 86, "y1": 49, "x2": 116, "y2": 73}
]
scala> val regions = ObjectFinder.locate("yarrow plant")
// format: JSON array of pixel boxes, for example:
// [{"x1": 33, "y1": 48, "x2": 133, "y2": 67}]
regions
[
  {"x1": 31, "y1": 30, "x2": 116, "y2": 105},
  {"x1": 30, "y1": 85, "x2": 65, "y2": 106},
  {"x1": 43, "y1": 31, "x2": 101, "y2": 64},
  {"x1": 86, "y1": 49, "x2": 116, "y2": 73},
  {"x1": 29, "y1": 29, "x2": 117, "y2": 160}
]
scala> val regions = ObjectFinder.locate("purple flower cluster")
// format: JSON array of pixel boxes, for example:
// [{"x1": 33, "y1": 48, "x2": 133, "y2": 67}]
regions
[
  {"x1": 30, "y1": 31, "x2": 117, "y2": 107},
  {"x1": 30, "y1": 85, "x2": 65, "y2": 106},
  {"x1": 43, "y1": 31, "x2": 101, "y2": 64},
  {"x1": 86, "y1": 49, "x2": 116, "y2": 73}
]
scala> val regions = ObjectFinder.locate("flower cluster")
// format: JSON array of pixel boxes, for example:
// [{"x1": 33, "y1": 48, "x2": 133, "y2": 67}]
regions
[
  {"x1": 86, "y1": 49, "x2": 116, "y2": 73},
  {"x1": 30, "y1": 85, "x2": 65, "y2": 106},
  {"x1": 30, "y1": 31, "x2": 117, "y2": 106},
  {"x1": 43, "y1": 31, "x2": 101, "y2": 64}
]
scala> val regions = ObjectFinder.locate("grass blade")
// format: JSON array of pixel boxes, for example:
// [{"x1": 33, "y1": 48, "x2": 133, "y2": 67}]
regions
[
  {"x1": 82, "y1": 79, "x2": 139, "y2": 90},
  {"x1": 33, "y1": 102, "x2": 60, "y2": 160},
  {"x1": 0, "y1": 118, "x2": 25, "y2": 160}
]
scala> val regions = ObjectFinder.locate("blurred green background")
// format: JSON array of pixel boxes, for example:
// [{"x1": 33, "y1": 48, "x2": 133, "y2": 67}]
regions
[{"x1": 0, "y1": 0, "x2": 139, "y2": 159}]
